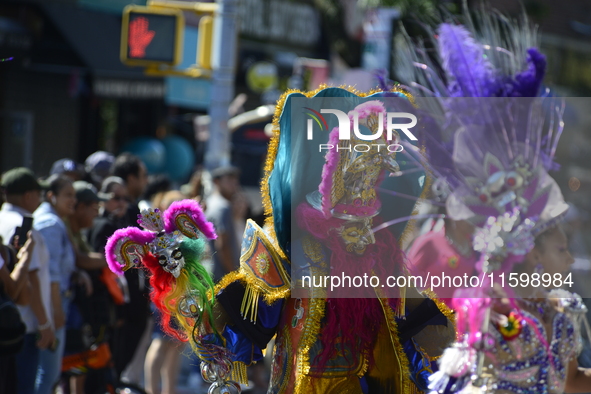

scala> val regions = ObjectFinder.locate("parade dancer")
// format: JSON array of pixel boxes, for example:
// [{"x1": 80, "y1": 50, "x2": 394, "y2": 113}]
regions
[{"x1": 396, "y1": 8, "x2": 591, "y2": 393}]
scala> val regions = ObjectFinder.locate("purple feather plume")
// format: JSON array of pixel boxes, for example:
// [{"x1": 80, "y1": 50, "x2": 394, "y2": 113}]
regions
[
  {"x1": 437, "y1": 23, "x2": 497, "y2": 97},
  {"x1": 374, "y1": 69, "x2": 390, "y2": 92},
  {"x1": 508, "y1": 48, "x2": 546, "y2": 97}
]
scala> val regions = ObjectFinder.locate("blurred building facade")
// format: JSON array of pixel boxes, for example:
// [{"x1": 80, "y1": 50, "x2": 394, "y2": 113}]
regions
[
  {"x1": 0, "y1": 0, "x2": 166, "y2": 176},
  {"x1": 0, "y1": 0, "x2": 325, "y2": 183},
  {"x1": 3, "y1": 0, "x2": 590, "y2": 186}
]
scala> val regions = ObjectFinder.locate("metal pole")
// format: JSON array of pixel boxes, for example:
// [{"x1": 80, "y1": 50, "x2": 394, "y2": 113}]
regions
[{"x1": 204, "y1": 0, "x2": 238, "y2": 170}]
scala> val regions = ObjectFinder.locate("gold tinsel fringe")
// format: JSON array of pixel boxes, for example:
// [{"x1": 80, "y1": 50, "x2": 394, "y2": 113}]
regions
[
  {"x1": 410, "y1": 382, "x2": 422, "y2": 394},
  {"x1": 397, "y1": 286, "x2": 407, "y2": 319},
  {"x1": 212, "y1": 269, "x2": 291, "y2": 324},
  {"x1": 241, "y1": 284, "x2": 260, "y2": 323},
  {"x1": 294, "y1": 236, "x2": 328, "y2": 394},
  {"x1": 376, "y1": 290, "x2": 413, "y2": 394},
  {"x1": 357, "y1": 348, "x2": 370, "y2": 378},
  {"x1": 231, "y1": 361, "x2": 249, "y2": 385},
  {"x1": 210, "y1": 271, "x2": 244, "y2": 301},
  {"x1": 293, "y1": 297, "x2": 326, "y2": 394},
  {"x1": 422, "y1": 288, "x2": 456, "y2": 327}
]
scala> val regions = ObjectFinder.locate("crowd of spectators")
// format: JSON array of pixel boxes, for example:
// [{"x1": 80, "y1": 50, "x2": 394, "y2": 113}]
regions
[{"x1": 0, "y1": 152, "x2": 263, "y2": 394}]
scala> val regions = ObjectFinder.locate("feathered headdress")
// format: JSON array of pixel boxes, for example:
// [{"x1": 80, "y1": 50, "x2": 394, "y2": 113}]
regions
[
  {"x1": 397, "y1": 10, "x2": 567, "y2": 270},
  {"x1": 105, "y1": 200, "x2": 245, "y2": 391},
  {"x1": 396, "y1": 9, "x2": 569, "y2": 392},
  {"x1": 316, "y1": 100, "x2": 401, "y2": 220},
  {"x1": 105, "y1": 200, "x2": 219, "y2": 347},
  {"x1": 105, "y1": 199, "x2": 216, "y2": 276},
  {"x1": 289, "y1": 88, "x2": 422, "y2": 374}
]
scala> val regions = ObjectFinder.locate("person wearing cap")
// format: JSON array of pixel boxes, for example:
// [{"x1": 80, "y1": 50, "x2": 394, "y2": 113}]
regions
[
  {"x1": 88, "y1": 177, "x2": 130, "y2": 255},
  {"x1": 205, "y1": 166, "x2": 242, "y2": 281},
  {"x1": 33, "y1": 174, "x2": 77, "y2": 394},
  {"x1": 50, "y1": 158, "x2": 85, "y2": 182},
  {"x1": 85, "y1": 151, "x2": 115, "y2": 187},
  {"x1": 0, "y1": 168, "x2": 55, "y2": 394},
  {"x1": 68, "y1": 181, "x2": 110, "y2": 270},
  {"x1": 66, "y1": 181, "x2": 121, "y2": 393}
]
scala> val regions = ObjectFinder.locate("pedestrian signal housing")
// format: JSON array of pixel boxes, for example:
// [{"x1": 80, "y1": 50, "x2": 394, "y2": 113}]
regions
[{"x1": 121, "y1": 5, "x2": 184, "y2": 66}]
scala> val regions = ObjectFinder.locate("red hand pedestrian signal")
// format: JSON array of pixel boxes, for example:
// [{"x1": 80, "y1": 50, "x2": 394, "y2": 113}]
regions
[
  {"x1": 128, "y1": 16, "x2": 155, "y2": 58},
  {"x1": 121, "y1": 5, "x2": 184, "y2": 66}
]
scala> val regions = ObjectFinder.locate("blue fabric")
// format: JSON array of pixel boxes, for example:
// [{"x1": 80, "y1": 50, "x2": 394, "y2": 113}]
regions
[
  {"x1": 202, "y1": 332, "x2": 224, "y2": 347},
  {"x1": 222, "y1": 324, "x2": 263, "y2": 364},
  {"x1": 34, "y1": 203, "x2": 76, "y2": 292},
  {"x1": 359, "y1": 376, "x2": 369, "y2": 394},
  {"x1": 65, "y1": 300, "x2": 84, "y2": 330},
  {"x1": 256, "y1": 297, "x2": 283, "y2": 329},
  {"x1": 402, "y1": 337, "x2": 436, "y2": 392},
  {"x1": 15, "y1": 333, "x2": 39, "y2": 394},
  {"x1": 36, "y1": 295, "x2": 71, "y2": 394},
  {"x1": 36, "y1": 326, "x2": 66, "y2": 394}
]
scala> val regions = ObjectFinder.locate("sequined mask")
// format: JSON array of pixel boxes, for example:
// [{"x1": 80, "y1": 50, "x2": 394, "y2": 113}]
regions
[
  {"x1": 339, "y1": 220, "x2": 376, "y2": 255},
  {"x1": 154, "y1": 234, "x2": 185, "y2": 277}
]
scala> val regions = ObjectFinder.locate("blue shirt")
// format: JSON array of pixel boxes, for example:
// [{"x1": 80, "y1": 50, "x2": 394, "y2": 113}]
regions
[
  {"x1": 34, "y1": 202, "x2": 76, "y2": 293},
  {"x1": 205, "y1": 193, "x2": 239, "y2": 281}
]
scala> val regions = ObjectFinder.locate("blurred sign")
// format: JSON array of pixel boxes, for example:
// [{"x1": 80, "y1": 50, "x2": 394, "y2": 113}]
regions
[
  {"x1": 362, "y1": 8, "x2": 400, "y2": 73},
  {"x1": 165, "y1": 26, "x2": 212, "y2": 110},
  {"x1": 120, "y1": 5, "x2": 184, "y2": 66},
  {"x1": 246, "y1": 61, "x2": 278, "y2": 93},
  {"x1": 292, "y1": 57, "x2": 329, "y2": 91},
  {"x1": 238, "y1": 0, "x2": 320, "y2": 47},
  {"x1": 94, "y1": 78, "x2": 165, "y2": 98},
  {"x1": 166, "y1": 77, "x2": 211, "y2": 110}
]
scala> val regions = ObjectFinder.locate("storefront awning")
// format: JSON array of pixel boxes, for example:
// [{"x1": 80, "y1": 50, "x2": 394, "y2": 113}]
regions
[{"x1": 41, "y1": 3, "x2": 156, "y2": 80}]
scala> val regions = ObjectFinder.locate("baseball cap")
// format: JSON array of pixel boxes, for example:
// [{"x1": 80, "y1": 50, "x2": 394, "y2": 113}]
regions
[
  {"x1": 1, "y1": 168, "x2": 45, "y2": 195},
  {"x1": 50, "y1": 158, "x2": 84, "y2": 177},
  {"x1": 85, "y1": 151, "x2": 115, "y2": 178},
  {"x1": 73, "y1": 181, "x2": 106, "y2": 204},
  {"x1": 211, "y1": 166, "x2": 240, "y2": 180}
]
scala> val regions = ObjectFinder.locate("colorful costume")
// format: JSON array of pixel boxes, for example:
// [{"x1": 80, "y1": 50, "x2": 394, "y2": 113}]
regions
[
  {"x1": 215, "y1": 87, "x2": 456, "y2": 393},
  {"x1": 105, "y1": 87, "x2": 456, "y2": 393},
  {"x1": 104, "y1": 201, "x2": 244, "y2": 392},
  {"x1": 396, "y1": 10, "x2": 591, "y2": 394},
  {"x1": 106, "y1": 82, "x2": 462, "y2": 393}
]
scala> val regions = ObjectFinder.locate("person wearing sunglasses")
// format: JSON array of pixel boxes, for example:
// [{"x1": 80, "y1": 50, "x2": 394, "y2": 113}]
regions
[{"x1": 88, "y1": 176, "x2": 130, "y2": 255}]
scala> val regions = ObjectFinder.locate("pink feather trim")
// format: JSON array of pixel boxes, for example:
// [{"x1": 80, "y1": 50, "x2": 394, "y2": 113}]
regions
[
  {"x1": 319, "y1": 101, "x2": 389, "y2": 218},
  {"x1": 163, "y1": 199, "x2": 217, "y2": 240},
  {"x1": 349, "y1": 101, "x2": 389, "y2": 139},
  {"x1": 319, "y1": 126, "x2": 342, "y2": 218},
  {"x1": 105, "y1": 227, "x2": 155, "y2": 275}
]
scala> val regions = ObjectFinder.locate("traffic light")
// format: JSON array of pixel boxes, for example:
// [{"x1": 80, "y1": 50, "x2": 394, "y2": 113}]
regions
[
  {"x1": 197, "y1": 15, "x2": 213, "y2": 70},
  {"x1": 121, "y1": 5, "x2": 184, "y2": 67}
]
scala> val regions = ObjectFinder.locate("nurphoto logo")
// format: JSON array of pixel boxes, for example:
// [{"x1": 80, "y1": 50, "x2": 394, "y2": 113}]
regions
[{"x1": 305, "y1": 108, "x2": 418, "y2": 152}]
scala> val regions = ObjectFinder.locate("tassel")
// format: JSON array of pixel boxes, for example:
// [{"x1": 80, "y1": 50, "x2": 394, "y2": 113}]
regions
[
  {"x1": 410, "y1": 383, "x2": 422, "y2": 394},
  {"x1": 397, "y1": 285, "x2": 407, "y2": 318},
  {"x1": 240, "y1": 285, "x2": 261, "y2": 324},
  {"x1": 231, "y1": 361, "x2": 249, "y2": 386}
]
